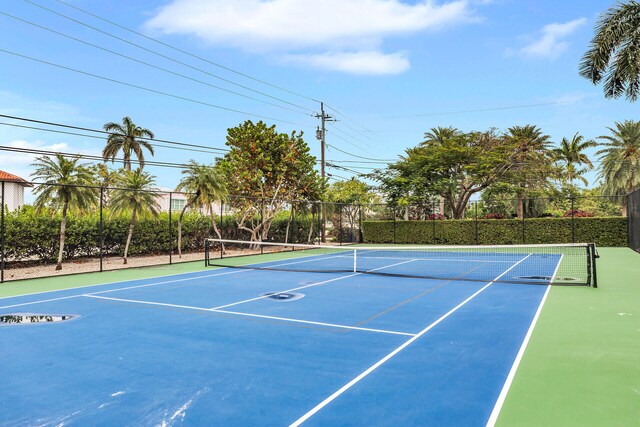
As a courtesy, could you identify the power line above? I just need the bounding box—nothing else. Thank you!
[0,122,221,156]
[0,145,197,170]
[324,103,375,136]
[326,143,394,162]
[0,114,229,153]
[21,0,316,114]
[0,11,308,115]
[51,0,321,104]
[0,48,305,126]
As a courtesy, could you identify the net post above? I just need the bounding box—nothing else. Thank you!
[99,186,104,273]
[353,248,357,272]
[590,243,598,288]
[1,181,4,283]
[204,238,209,267]
[169,192,173,265]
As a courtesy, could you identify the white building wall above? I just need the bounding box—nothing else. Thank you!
[0,182,26,211]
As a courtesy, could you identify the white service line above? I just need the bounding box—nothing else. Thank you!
[288,253,533,427]
[83,294,414,337]
[334,255,515,264]
[485,253,562,426]
[209,258,418,310]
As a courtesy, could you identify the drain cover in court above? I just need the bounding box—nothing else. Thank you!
[262,292,304,301]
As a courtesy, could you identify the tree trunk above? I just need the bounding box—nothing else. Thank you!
[55,202,69,270]
[123,210,136,264]
[439,196,445,216]
[284,210,292,244]
[517,192,525,220]
[209,205,225,253]
[177,203,190,259]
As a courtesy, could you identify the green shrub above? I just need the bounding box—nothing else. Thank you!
[363,217,628,247]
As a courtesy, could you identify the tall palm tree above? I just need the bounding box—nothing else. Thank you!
[506,125,553,219]
[103,116,155,171]
[109,169,160,264]
[31,154,97,270]
[580,1,640,101]
[553,132,597,186]
[175,161,228,258]
[422,126,461,146]
[597,121,640,210]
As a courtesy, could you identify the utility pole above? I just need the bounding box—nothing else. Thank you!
[315,102,335,243]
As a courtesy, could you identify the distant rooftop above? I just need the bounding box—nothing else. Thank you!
[0,170,33,187]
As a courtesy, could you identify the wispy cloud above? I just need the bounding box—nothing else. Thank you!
[146,0,483,75]
[509,18,587,60]
[282,51,410,76]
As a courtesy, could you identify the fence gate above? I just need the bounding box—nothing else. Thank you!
[629,189,640,253]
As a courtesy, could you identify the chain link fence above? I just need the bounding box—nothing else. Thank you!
[0,178,633,282]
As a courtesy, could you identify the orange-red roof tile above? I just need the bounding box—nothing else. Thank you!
[0,170,33,187]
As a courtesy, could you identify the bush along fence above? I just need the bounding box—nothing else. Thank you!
[361,195,630,247]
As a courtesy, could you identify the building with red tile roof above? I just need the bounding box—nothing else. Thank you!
[0,170,33,211]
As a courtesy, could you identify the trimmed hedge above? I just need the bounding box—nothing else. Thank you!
[362,217,628,247]
[3,209,316,264]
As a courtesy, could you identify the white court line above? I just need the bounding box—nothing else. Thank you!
[289,253,533,427]
[83,294,415,337]
[334,255,515,264]
[485,254,562,427]
[0,253,345,310]
[209,258,418,310]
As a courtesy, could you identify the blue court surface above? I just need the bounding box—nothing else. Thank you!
[0,251,560,426]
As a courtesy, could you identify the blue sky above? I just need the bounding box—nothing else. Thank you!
[0,0,637,195]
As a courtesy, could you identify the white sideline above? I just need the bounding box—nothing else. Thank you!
[288,253,533,427]
[485,254,562,426]
[82,294,415,337]
[209,258,417,310]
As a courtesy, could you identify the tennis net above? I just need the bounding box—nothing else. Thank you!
[204,239,598,287]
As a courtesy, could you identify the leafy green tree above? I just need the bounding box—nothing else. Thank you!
[597,120,640,213]
[504,125,555,219]
[175,160,227,257]
[326,178,380,238]
[580,1,640,101]
[218,120,323,241]
[31,154,97,270]
[375,128,517,219]
[553,132,597,186]
[109,169,160,264]
[103,116,155,171]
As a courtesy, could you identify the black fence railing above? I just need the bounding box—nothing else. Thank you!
[629,189,640,253]
[0,178,632,283]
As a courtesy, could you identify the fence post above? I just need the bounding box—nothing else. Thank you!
[220,201,224,259]
[432,200,436,242]
[393,206,397,244]
[338,204,343,245]
[571,197,575,243]
[358,204,363,243]
[99,186,104,273]
[1,181,4,283]
[521,199,526,244]
[169,192,173,265]
[260,197,264,254]
[474,201,478,245]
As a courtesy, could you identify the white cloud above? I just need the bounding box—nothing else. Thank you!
[282,51,410,75]
[145,0,481,74]
[515,18,587,60]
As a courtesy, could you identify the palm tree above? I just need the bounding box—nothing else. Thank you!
[506,125,553,219]
[597,121,640,213]
[580,1,640,101]
[103,116,155,171]
[175,161,227,258]
[31,154,97,270]
[422,126,461,146]
[109,169,160,264]
[553,133,597,186]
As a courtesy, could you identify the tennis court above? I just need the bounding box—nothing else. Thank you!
[1,242,595,425]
